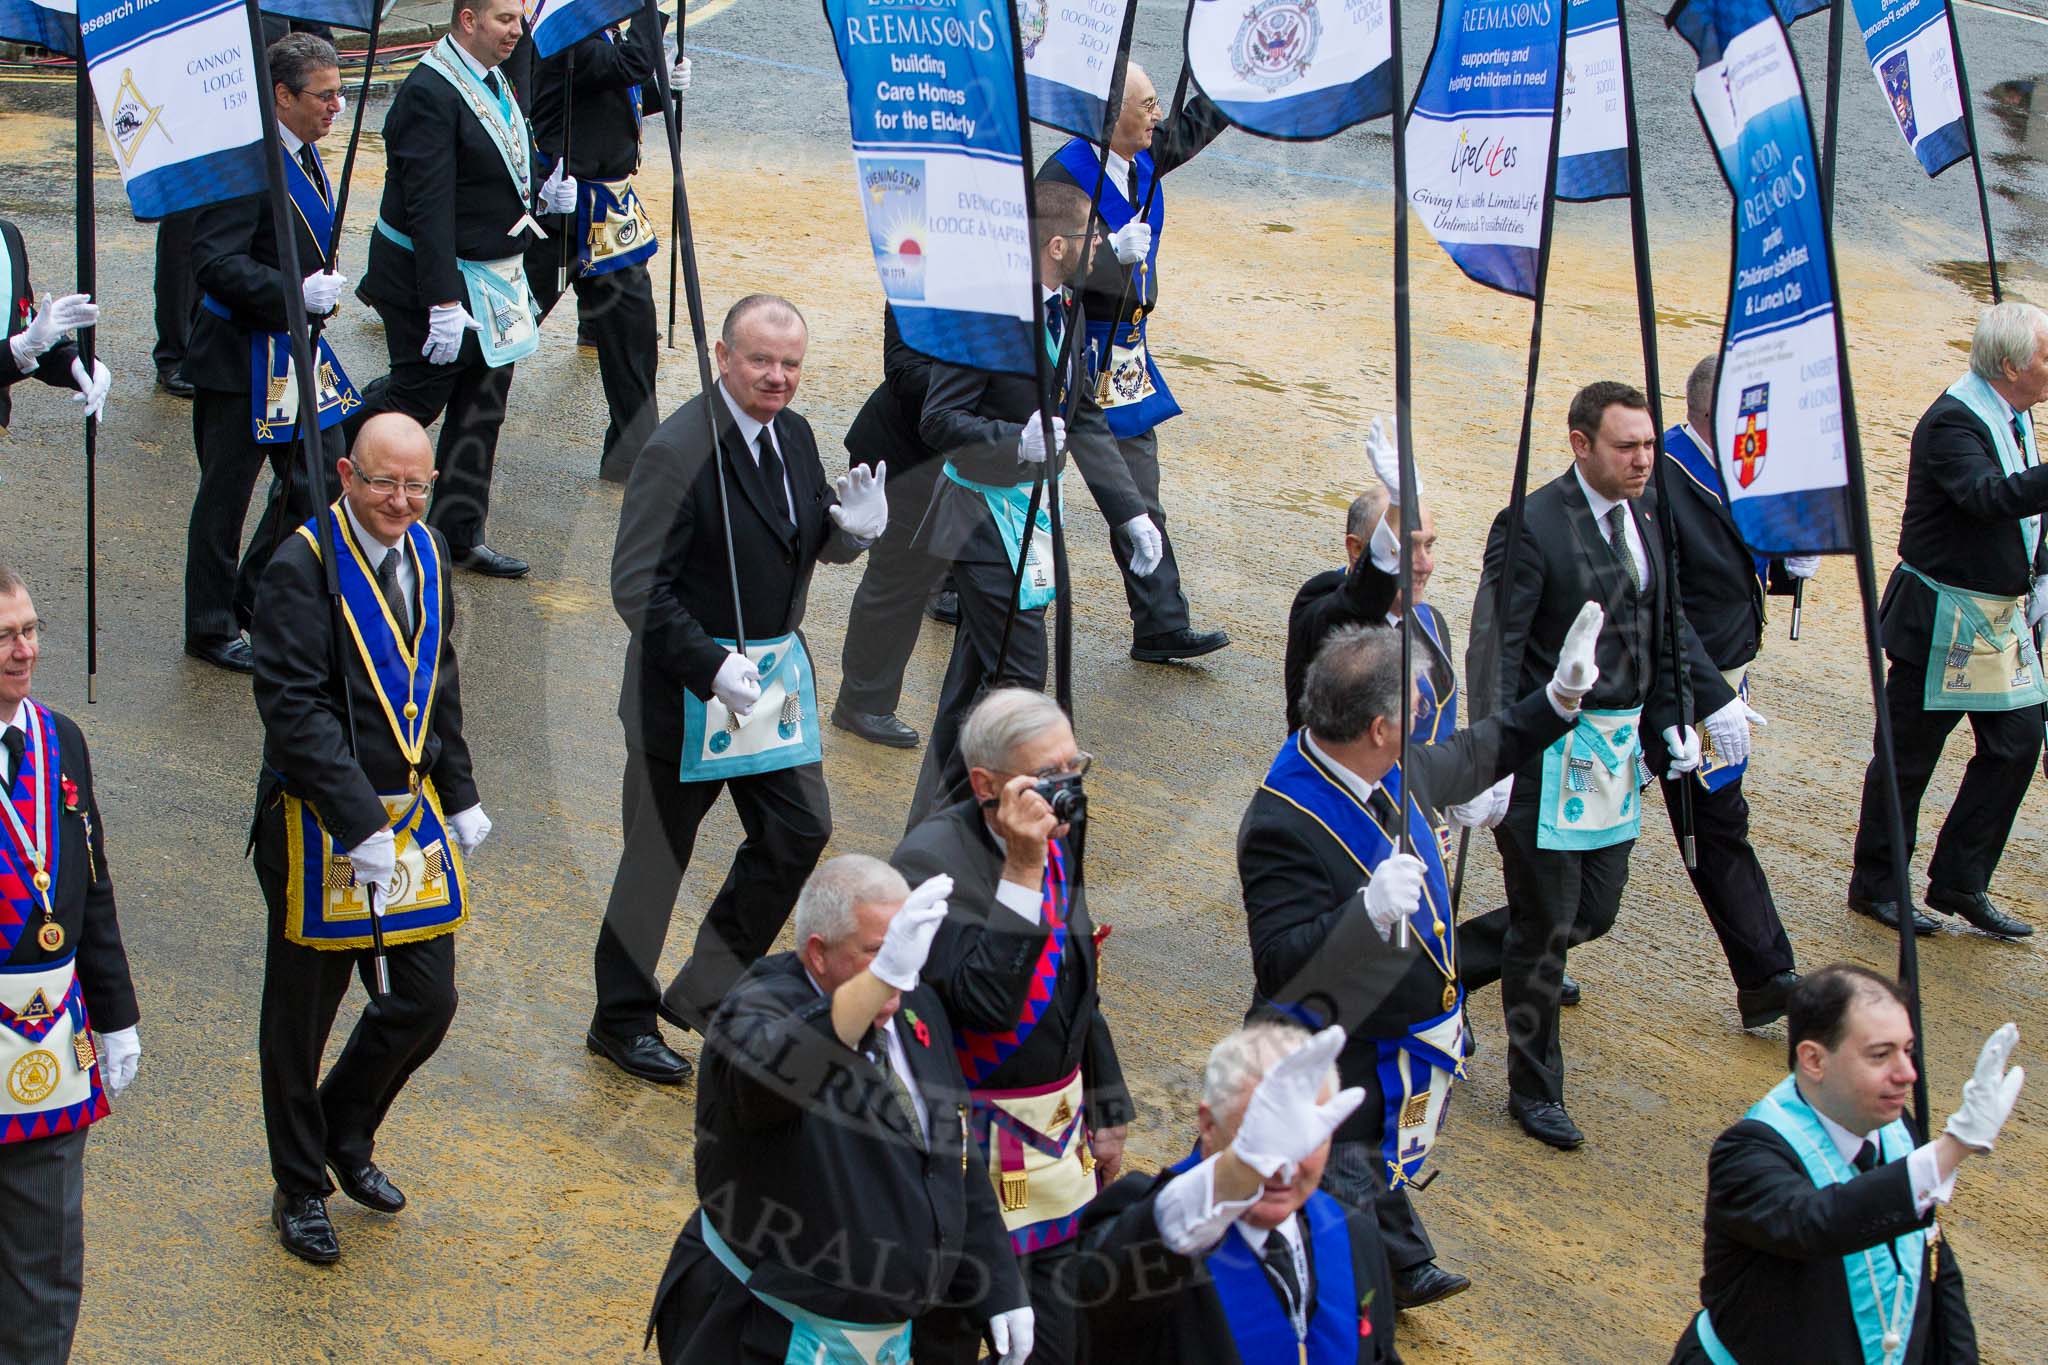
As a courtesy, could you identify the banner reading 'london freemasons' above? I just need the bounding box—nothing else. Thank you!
[1672,0,1855,554]
[1184,0,1393,138]
[1019,0,1134,139]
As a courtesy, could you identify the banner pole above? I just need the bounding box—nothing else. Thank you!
[665,2,683,347]
[1942,0,2001,302]
[1820,0,1845,220]
[75,58,98,702]
[1390,0,1417,931]
[557,45,576,294]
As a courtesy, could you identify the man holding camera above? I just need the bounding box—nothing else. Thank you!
[893,687,1130,1365]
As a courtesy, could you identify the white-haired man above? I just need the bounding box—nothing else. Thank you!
[1074,1023,1399,1362]
[894,687,1128,1365]
[649,854,1032,1365]
[1848,301,2048,940]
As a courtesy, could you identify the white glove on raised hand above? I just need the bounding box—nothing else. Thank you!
[712,652,762,718]
[1702,696,1766,767]
[301,269,348,315]
[1547,600,1605,709]
[423,302,481,365]
[96,1025,139,1097]
[448,805,492,856]
[830,459,889,541]
[1017,415,1064,465]
[671,53,692,91]
[1109,219,1151,265]
[21,292,97,358]
[1118,514,1163,578]
[868,874,953,991]
[988,1306,1035,1365]
[1230,1025,1367,1182]
[1785,555,1822,580]
[347,828,397,893]
[68,358,112,421]
[539,158,579,214]
[1363,415,1413,505]
[1662,724,1702,778]
[1449,776,1513,831]
[1362,851,1426,940]
[1945,1022,2024,1151]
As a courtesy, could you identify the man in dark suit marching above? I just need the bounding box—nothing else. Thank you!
[1848,302,2048,941]
[1462,380,1729,1150]
[1671,965,2012,1363]
[591,294,885,1085]
[181,32,355,675]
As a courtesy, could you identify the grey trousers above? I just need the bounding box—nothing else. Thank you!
[0,1127,88,1362]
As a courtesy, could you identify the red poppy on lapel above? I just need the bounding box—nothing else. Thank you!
[902,1008,931,1048]
[60,775,80,814]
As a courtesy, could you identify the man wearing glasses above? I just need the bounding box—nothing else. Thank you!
[251,412,494,1265]
[180,32,355,673]
[893,688,1131,1365]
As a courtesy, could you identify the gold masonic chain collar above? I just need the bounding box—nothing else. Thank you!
[0,706,64,951]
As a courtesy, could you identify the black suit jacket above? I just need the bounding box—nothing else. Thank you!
[1660,433,1796,672]
[251,518,480,852]
[1239,689,1568,1141]
[915,298,1144,565]
[1879,392,2048,664]
[613,389,865,759]
[529,19,662,179]
[4,708,139,1035]
[0,220,83,431]
[359,60,549,315]
[1467,467,1732,775]
[1076,1170,1401,1364]
[844,306,937,475]
[182,145,336,395]
[892,799,1132,1128]
[654,951,1028,1328]
[1669,1118,1976,1364]
[1282,557,1460,736]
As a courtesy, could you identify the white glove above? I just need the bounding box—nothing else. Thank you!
[423,302,481,365]
[671,54,692,90]
[97,1025,139,1097]
[988,1306,1035,1365]
[347,828,397,894]
[830,459,889,541]
[1662,724,1702,778]
[868,874,953,991]
[1785,555,1822,580]
[539,158,578,215]
[1702,696,1766,768]
[1363,414,1418,505]
[1449,776,1513,830]
[712,652,762,719]
[68,357,111,421]
[1229,1025,1367,1182]
[1118,514,1162,578]
[301,269,348,315]
[1361,851,1425,940]
[1944,1022,2024,1152]
[20,291,97,358]
[1017,415,1064,465]
[1548,600,1605,707]
[1109,219,1151,265]
[448,804,492,856]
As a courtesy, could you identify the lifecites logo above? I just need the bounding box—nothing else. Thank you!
[1231,0,1322,92]
[1447,125,1519,177]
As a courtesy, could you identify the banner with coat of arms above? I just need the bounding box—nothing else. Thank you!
[1019,0,1135,139]
[1849,0,1968,177]
[1184,0,1393,139]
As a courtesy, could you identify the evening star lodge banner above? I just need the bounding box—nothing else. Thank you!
[825,0,1037,374]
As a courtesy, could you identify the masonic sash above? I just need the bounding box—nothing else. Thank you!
[700,1213,913,1365]
[1947,371,2041,568]
[0,953,107,1144]
[281,510,469,948]
[678,633,823,782]
[1901,564,2048,713]
[1412,602,1458,746]
[953,839,1072,1086]
[1536,707,1647,851]
[417,38,533,211]
[575,176,657,276]
[0,700,62,959]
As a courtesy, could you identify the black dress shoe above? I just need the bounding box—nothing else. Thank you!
[924,590,960,626]
[272,1190,340,1264]
[453,544,530,579]
[1736,970,1801,1030]
[158,370,196,399]
[587,1028,691,1084]
[327,1160,406,1214]
[831,703,920,749]
[1558,972,1582,1007]
[1392,1260,1472,1310]
[1926,887,2035,939]
[1847,893,1939,936]
[1130,626,1231,664]
[185,637,255,674]
[1508,1094,1585,1150]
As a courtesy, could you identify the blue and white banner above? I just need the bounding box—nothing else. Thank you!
[1771,0,1827,22]
[825,0,1035,374]
[260,0,396,33]
[1851,0,1968,176]
[1405,0,1565,296]
[1185,0,1393,139]
[1021,0,1133,139]
[80,0,268,221]
[524,0,642,58]
[0,0,76,54]
[1672,0,1854,553]
[1555,0,1627,200]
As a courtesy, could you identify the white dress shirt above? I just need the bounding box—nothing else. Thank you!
[1575,465,1647,589]
[986,824,1048,926]
[448,34,503,87]
[716,379,794,520]
[341,499,417,609]
[1804,1086,1956,1215]
[1104,148,1133,202]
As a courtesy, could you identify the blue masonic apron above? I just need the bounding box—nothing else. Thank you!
[1664,425,1759,793]
[572,30,658,277]
[1053,138,1179,440]
[679,633,823,782]
[700,1213,912,1364]
[1694,1075,1924,1365]
[941,323,1065,611]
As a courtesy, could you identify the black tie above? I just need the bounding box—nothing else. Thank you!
[298,143,319,182]
[1260,1225,1305,1323]
[2,728,21,791]
[756,429,792,526]
[1126,162,1139,206]
[377,549,412,637]
[864,1028,926,1151]
[1044,295,1064,351]
[484,68,505,103]
[1606,504,1642,594]
[1853,1140,1879,1174]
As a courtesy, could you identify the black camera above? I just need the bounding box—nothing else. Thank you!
[1034,772,1087,824]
